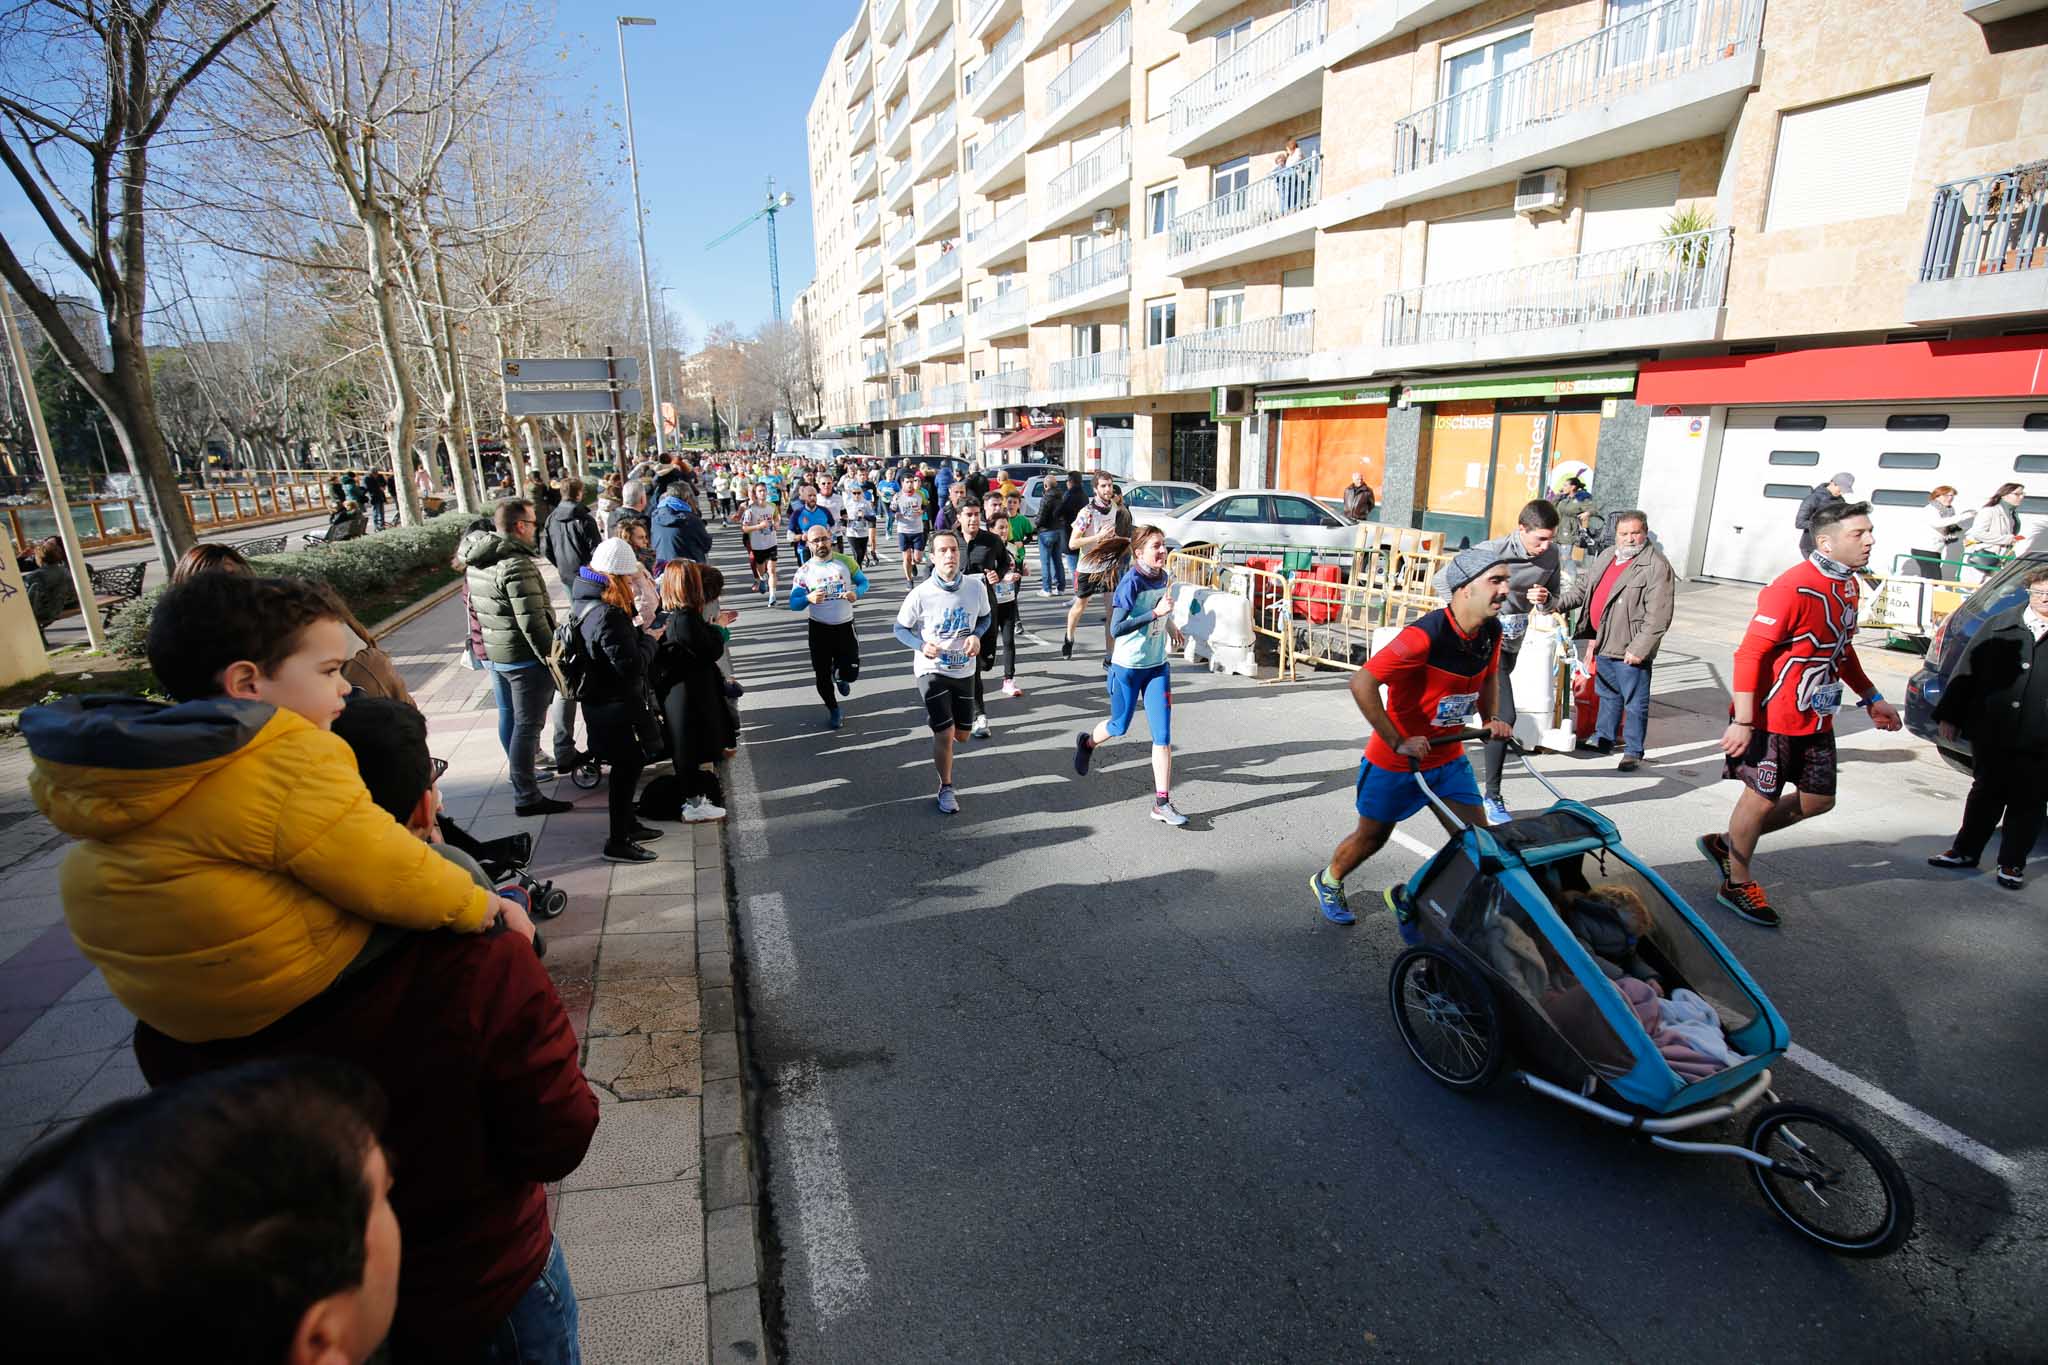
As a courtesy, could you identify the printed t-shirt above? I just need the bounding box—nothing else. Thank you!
[1364,608,1504,772]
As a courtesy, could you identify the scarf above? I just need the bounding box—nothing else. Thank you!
[1809,550,1854,580]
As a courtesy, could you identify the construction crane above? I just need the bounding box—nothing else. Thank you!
[707,178,797,323]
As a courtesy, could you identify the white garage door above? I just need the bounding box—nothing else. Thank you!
[1700,402,2048,583]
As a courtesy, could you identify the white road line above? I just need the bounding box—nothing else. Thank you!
[774,1060,871,1321]
[729,740,770,859]
[1389,829,1437,858]
[746,892,800,1004]
[1785,1043,2023,1184]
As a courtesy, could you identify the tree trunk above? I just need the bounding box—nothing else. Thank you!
[106,319,191,569]
[361,207,422,527]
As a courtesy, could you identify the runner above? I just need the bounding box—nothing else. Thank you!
[845,482,878,571]
[1062,470,1130,663]
[818,474,847,554]
[1309,548,1516,927]
[738,484,780,597]
[788,523,869,730]
[894,529,991,815]
[1700,501,1902,928]
[892,473,929,584]
[957,501,1021,734]
[1070,526,1188,827]
[1001,489,1034,594]
[788,483,833,564]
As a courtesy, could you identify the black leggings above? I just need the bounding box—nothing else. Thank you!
[582,698,646,843]
[1483,650,1520,800]
[982,601,1017,679]
[807,619,861,709]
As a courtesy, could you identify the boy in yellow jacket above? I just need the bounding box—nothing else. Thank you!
[23,573,528,1044]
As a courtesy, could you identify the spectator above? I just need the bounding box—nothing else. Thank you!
[652,479,712,566]
[20,573,513,1045]
[1033,476,1070,596]
[460,500,580,815]
[543,476,603,586]
[1928,564,2048,889]
[1794,472,1853,558]
[595,474,625,534]
[1966,482,2027,573]
[0,1058,400,1365]
[577,539,663,862]
[654,560,736,822]
[1573,510,1676,772]
[172,540,254,585]
[1917,485,1971,580]
[24,536,76,629]
[1342,471,1376,522]
[363,469,389,531]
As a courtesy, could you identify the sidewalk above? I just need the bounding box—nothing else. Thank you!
[0,581,765,1364]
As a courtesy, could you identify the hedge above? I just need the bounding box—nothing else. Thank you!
[109,511,478,659]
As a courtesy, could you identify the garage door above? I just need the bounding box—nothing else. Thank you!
[1700,402,2048,582]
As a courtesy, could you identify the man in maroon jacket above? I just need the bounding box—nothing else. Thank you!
[131,708,600,1365]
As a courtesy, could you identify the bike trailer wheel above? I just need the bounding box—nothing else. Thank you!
[1746,1101,1915,1257]
[538,886,569,921]
[571,761,603,790]
[1388,945,1505,1093]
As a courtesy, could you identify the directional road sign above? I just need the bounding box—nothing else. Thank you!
[504,387,645,417]
[502,357,640,384]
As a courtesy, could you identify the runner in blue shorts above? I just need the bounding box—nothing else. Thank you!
[1309,548,1517,926]
[1070,527,1188,826]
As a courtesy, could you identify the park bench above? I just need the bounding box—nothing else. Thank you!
[234,534,288,557]
[34,562,147,641]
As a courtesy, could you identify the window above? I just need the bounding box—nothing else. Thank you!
[1879,451,1940,469]
[1870,489,1930,507]
[1886,413,1949,431]
[2016,455,2048,473]
[1269,495,1334,526]
[1579,171,1681,257]
[1072,323,1103,356]
[1765,81,1929,232]
[1768,450,1820,465]
[1146,298,1177,346]
[1439,21,1533,153]
[1764,483,1811,499]
[1144,58,1181,122]
[1208,286,1245,329]
[1197,494,1265,523]
[1124,485,1164,509]
[1214,19,1251,58]
[1162,486,1203,509]
[1146,183,1178,236]
[1774,414,1827,431]
[1213,155,1251,201]
[2026,414,2048,432]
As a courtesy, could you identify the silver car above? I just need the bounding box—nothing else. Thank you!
[1130,488,1360,552]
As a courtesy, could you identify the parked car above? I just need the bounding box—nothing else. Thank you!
[1130,488,1360,553]
[1122,481,1209,514]
[985,461,1064,488]
[1904,541,2048,773]
[1019,471,1126,520]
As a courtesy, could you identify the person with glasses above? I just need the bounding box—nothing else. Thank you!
[1928,565,2048,889]
[460,501,580,816]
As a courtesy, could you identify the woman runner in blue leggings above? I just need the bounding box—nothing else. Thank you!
[1070,525,1188,826]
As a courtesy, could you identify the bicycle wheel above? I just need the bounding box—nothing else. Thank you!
[1746,1102,1915,1257]
[1388,946,1504,1093]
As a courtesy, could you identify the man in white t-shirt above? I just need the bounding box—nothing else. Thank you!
[789,524,869,730]
[893,529,991,816]
[1062,470,1130,664]
[892,478,930,586]
[738,484,781,598]
[818,475,847,553]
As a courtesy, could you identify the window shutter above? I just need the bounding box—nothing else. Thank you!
[1424,206,1516,288]
[1765,81,1928,233]
[1579,171,1681,256]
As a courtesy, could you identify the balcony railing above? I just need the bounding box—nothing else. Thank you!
[968,113,1025,175]
[925,249,963,289]
[885,159,914,202]
[1393,0,1764,175]
[929,379,970,411]
[1044,126,1130,216]
[887,218,918,257]
[1169,152,1321,257]
[965,20,1025,101]
[858,250,882,285]
[1047,347,1130,393]
[850,150,876,186]
[976,288,1029,332]
[891,277,918,310]
[869,397,889,421]
[896,386,923,416]
[967,198,1026,252]
[968,0,1004,34]
[893,333,919,365]
[854,200,878,234]
[911,0,944,37]
[880,43,907,92]
[1165,311,1315,385]
[980,366,1030,405]
[1918,161,2048,283]
[920,107,957,163]
[851,94,875,136]
[884,100,912,146]
[1046,9,1131,118]
[1047,238,1130,301]
[865,350,888,377]
[844,40,870,85]
[1169,0,1324,137]
[874,0,903,30]
[1381,229,1733,347]
[928,312,966,349]
[927,175,960,223]
[914,31,956,99]
[862,298,885,330]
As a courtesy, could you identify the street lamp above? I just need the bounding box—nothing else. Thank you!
[616,16,665,458]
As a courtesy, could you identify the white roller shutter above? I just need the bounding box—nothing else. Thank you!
[1424,206,1516,288]
[1579,171,1680,256]
[1765,81,1929,232]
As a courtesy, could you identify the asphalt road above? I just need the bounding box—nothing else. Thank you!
[718,532,2046,1364]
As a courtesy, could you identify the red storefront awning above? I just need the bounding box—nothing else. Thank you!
[984,424,1063,451]
[1636,335,2048,406]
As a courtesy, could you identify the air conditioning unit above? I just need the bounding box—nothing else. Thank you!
[1514,167,1567,216]
[1215,386,1251,417]
[1092,208,1117,234]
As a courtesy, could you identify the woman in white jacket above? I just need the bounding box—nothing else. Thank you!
[1918,485,1972,579]
[1966,482,2026,574]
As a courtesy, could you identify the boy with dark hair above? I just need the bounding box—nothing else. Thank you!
[22,573,524,1047]
[1,1058,399,1365]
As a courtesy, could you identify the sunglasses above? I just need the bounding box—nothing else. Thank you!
[429,756,449,783]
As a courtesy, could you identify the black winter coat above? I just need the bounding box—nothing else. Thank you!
[653,607,736,769]
[543,498,602,583]
[570,573,649,705]
[1933,606,2048,755]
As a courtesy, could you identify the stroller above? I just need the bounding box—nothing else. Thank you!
[1383,734,1914,1258]
[436,820,569,921]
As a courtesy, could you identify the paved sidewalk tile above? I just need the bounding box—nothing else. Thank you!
[560,1096,700,1192]
[584,1032,703,1101]
[578,1284,708,1365]
[597,932,697,981]
[555,1181,706,1296]
[604,894,699,935]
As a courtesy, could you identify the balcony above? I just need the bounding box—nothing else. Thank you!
[917,248,964,303]
[909,0,949,48]
[858,249,883,289]
[1381,229,1732,368]
[1039,347,1130,403]
[914,107,958,185]
[869,396,889,422]
[893,332,920,366]
[1168,152,1322,277]
[974,287,1030,339]
[887,216,919,265]
[979,365,1030,406]
[850,93,876,149]
[896,386,922,417]
[883,99,913,156]
[1905,161,2048,325]
[928,379,972,414]
[861,297,887,336]
[1167,0,1327,160]
[854,198,881,245]
[891,276,919,317]
[1335,0,1765,222]
[1033,239,1131,322]
[1035,9,1132,148]
[910,31,956,121]
[880,41,909,102]
[967,112,1028,195]
[968,0,1021,42]
[850,148,878,196]
[1034,125,1130,237]
[1164,311,1315,389]
[918,175,962,241]
[865,349,889,378]
[845,39,873,98]
[1321,0,1485,67]
[923,312,968,359]
[884,157,916,212]
[1030,0,1123,57]
[966,197,1029,268]
[874,0,903,42]
[1963,0,2048,21]
[965,20,1026,119]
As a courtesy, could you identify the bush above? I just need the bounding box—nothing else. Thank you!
[109,511,477,659]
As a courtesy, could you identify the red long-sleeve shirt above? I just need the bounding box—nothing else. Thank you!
[1731,559,1875,736]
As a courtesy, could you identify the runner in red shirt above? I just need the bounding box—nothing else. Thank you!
[1309,550,1515,927]
[1700,501,1902,927]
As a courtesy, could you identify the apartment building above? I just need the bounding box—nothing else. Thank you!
[802,0,2047,578]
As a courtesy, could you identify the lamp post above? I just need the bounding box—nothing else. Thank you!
[616,16,665,459]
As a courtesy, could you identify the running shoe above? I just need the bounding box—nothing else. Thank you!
[936,784,959,815]
[602,840,658,864]
[1061,635,1074,660]
[682,798,727,823]
[971,716,991,739]
[1996,865,2025,890]
[827,706,843,730]
[836,676,852,697]
[1716,879,1780,928]
[1150,799,1188,827]
[1696,832,1733,881]
[1038,588,1056,598]
[1482,797,1512,826]
[1383,886,1421,947]
[1072,732,1094,777]
[1309,871,1354,925]
[1001,679,1025,698]
[1926,849,1977,870]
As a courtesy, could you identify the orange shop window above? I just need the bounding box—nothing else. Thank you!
[1277,405,1387,500]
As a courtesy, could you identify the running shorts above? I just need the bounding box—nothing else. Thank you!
[1075,569,1115,599]
[1725,728,1837,799]
[750,545,778,566]
[922,672,976,733]
[1105,662,1171,745]
[1355,755,1482,824]
[900,531,928,553]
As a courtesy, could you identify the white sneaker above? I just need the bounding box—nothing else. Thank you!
[681,797,727,822]
[936,784,960,815]
[970,716,991,739]
[1000,679,1024,698]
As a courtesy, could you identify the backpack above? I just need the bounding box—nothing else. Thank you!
[544,602,602,700]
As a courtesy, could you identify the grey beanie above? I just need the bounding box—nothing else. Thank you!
[1830,472,1855,492]
[1440,545,1507,597]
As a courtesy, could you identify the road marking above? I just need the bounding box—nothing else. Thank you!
[1389,829,1437,858]
[1785,1043,2022,1184]
[774,1060,871,1321]
[746,892,799,1003]
[729,741,770,859]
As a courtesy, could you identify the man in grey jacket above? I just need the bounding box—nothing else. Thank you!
[460,499,578,816]
[1573,510,1676,771]
[1435,500,1583,822]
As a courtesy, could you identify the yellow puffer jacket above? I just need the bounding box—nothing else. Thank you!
[24,695,493,1043]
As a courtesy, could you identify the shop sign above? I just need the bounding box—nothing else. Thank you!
[1403,369,1638,403]
[1255,386,1394,411]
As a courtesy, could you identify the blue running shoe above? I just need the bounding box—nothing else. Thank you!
[1482,797,1512,826]
[1310,872,1354,925]
[836,676,852,697]
[827,706,844,730]
[1384,886,1421,946]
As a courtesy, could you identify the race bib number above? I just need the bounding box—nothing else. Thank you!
[937,650,969,670]
[1807,682,1842,716]
[1500,612,1529,641]
[811,579,843,601]
[1432,692,1479,727]
[994,580,1017,603]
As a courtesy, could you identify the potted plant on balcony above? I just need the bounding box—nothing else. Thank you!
[1990,162,2047,274]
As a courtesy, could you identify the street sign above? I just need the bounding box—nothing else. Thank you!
[502,357,640,384]
[505,388,645,417]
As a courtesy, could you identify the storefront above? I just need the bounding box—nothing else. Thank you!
[1170,411,1217,488]
[1258,385,1392,500]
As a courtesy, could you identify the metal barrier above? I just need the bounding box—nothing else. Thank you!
[1166,549,1297,679]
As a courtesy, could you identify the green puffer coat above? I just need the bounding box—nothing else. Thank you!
[460,529,557,665]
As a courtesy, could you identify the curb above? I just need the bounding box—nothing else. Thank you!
[368,576,467,637]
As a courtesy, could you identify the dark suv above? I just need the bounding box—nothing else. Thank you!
[1903,538,2048,772]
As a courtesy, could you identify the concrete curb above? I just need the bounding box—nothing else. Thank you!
[367,576,467,637]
